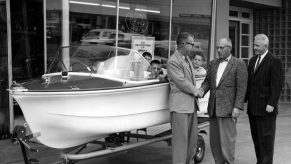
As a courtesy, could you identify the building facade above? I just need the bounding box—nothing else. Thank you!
[0,0,289,137]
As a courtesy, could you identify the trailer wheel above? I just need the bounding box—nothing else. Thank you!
[194,135,205,163]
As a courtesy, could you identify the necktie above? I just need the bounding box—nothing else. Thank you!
[185,56,191,67]
[185,56,194,72]
[254,55,261,71]
[185,56,195,84]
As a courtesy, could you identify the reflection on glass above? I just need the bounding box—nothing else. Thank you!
[119,0,170,64]
[0,0,10,137]
[242,23,249,34]
[46,0,62,66]
[47,0,212,69]
[172,0,212,63]
[241,47,249,58]
[69,0,117,45]
[80,29,122,44]
[11,0,44,81]
[242,35,249,46]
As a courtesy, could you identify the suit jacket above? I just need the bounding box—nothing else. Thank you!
[167,50,199,113]
[245,51,283,116]
[201,56,248,117]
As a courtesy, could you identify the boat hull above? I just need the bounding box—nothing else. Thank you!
[12,83,170,148]
[11,79,208,149]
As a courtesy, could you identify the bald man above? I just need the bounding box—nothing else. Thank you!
[245,34,283,164]
[200,38,248,164]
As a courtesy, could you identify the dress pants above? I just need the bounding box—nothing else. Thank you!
[209,115,237,164]
[170,112,198,164]
[248,114,276,164]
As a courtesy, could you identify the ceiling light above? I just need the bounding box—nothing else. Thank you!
[119,6,130,10]
[101,4,129,10]
[135,8,160,14]
[101,4,115,8]
[69,1,100,6]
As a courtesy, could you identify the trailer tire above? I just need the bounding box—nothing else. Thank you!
[194,135,205,163]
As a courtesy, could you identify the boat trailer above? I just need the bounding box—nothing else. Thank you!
[12,117,209,164]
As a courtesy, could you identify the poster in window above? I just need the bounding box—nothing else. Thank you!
[131,36,155,57]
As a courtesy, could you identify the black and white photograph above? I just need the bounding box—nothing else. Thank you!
[0,0,290,164]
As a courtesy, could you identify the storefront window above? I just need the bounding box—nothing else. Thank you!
[11,0,44,82]
[0,0,9,137]
[172,0,212,64]
[46,0,62,64]
[118,0,171,64]
[69,0,117,46]
[68,0,171,65]
[47,0,212,69]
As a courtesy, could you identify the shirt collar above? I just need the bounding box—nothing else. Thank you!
[226,55,231,61]
[195,67,201,71]
[259,50,268,60]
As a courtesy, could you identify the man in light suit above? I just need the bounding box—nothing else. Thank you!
[167,32,201,164]
[245,34,283,164]
[200,38,248,164]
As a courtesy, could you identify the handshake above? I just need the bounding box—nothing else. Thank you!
[196,88,204,98]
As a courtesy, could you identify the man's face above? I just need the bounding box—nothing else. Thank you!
[193,55,203,69]
[254,39,267,56]
[151,63,161,76]
[217,39,231,60]
[184,36,195,55]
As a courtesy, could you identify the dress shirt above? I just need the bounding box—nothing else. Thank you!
[194,67,206,76]
[216,55,231,86]
[254,50,268,71]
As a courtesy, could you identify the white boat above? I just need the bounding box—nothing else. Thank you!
[9,45,208,149]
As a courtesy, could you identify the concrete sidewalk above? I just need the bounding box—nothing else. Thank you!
[0,103,290,164]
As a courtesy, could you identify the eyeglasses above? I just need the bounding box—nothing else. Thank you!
[216,46,230,50]
[185,42,195,47]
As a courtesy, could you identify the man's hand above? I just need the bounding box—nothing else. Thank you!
[266,105,274,113]
[161,68,167,75]
[197,88,204,98]
[232,107,240,123]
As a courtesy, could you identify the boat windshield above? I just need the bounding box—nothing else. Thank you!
[47,44,153,81]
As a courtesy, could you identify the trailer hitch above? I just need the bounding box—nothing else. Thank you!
[12,125,40,164]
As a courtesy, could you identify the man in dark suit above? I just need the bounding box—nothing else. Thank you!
[200,38,248,164]
[167,32,201,164]
[245,34,283,164]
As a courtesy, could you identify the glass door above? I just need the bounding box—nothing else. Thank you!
[229,6,253,64]
[229,20,239,58]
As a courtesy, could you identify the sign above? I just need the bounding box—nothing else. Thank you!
[179,13,211,18]
[126,11,148,33]
[131,36,155,57]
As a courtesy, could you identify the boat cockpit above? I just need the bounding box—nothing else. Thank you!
[17,44,164,91]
